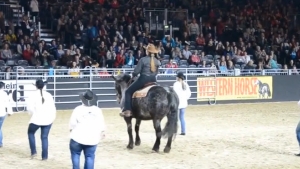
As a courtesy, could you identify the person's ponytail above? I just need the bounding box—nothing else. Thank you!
[181,80,186,91]
[40,89,45,104]
[150,53,156,72]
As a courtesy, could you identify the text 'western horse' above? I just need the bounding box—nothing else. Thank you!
[111,74,179,153]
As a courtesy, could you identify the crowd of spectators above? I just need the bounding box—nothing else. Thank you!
[0,0,300,77]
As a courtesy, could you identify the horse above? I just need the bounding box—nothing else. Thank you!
[111,74,179,153]
[254,80,271,98]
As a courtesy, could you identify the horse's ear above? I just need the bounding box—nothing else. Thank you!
[111,75,117,81]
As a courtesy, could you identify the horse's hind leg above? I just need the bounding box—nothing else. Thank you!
[152,119,162,153]
[164,136,173,153]
[135,119,141,146]
[124,117,134,149]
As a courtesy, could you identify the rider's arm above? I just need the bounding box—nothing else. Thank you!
[132,58,143,77]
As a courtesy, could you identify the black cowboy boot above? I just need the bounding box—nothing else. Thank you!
[120,110,132,117]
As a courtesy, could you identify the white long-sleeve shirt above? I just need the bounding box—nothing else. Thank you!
[69,105,106,145]
[0,90,13,117]
[173,81,191,109]
[26,90,56,125]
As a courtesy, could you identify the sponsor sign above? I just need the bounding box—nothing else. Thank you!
[2,80,47,108]
[197,76,273,101]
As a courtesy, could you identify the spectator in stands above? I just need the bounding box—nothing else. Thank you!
[189,19,200,41]
[48,60,56,76]
[30,0,39,17]
[0,12,4,34]
[1,44,13,61]
[219,62,227,73]
[68,62,80,77]
[165,58,178,74]
[20,16,31,37]
[162,36,175,47]
[227,61,234,70]
[17,39,27,55]
[182,46,192,60]
[23,44,34,63]
[114,50,125,68]
[57,45,65,59]
[244,60,256,70]
[125,51,135,67]
[189,50,201,66]
[5,30,17,44]
[4,67,12,80]
[288,60,294,69]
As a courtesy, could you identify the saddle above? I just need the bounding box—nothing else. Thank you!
[132,82,157,98]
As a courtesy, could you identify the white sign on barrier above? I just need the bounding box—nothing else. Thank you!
[2,80,47,108]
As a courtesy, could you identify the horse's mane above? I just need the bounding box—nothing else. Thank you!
[119,74,132,83]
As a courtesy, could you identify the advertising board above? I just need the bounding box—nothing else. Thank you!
[197,76,273,101]
[2,80,47,108]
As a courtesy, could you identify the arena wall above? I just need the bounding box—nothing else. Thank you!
[2,75,299,111]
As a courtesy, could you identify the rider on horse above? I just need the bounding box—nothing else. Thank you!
[120,44,161,117]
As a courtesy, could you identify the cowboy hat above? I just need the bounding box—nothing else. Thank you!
[80,90,98,107]
[33,79,48,89]
[146,44,158,54]
[176,72,186,80]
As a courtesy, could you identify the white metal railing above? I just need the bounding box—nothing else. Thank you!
[1,67,299,110]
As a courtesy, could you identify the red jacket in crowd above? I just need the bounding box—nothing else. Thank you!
[114,54,124,67]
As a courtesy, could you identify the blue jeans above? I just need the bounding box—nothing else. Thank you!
[296,121,300,147]
[28,123,52,159]
[69,139,97,169]
[179,108,186,134]
[0,116,6,146]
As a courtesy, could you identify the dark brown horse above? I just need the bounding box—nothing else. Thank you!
[111,74,179,153]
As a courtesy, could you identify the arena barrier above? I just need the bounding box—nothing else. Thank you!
[1,67,300,111]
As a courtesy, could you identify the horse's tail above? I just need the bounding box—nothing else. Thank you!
[162,87,179,140]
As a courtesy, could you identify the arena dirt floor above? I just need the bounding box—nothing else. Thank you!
[1,102,300,169]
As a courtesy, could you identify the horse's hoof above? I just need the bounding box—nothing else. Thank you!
[163,147,171,153]
[151,149,159,153]
[127,144,134,149]
[135,140,141,146]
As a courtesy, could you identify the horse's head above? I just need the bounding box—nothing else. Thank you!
[111,74,132,104]
[254,79,260,85]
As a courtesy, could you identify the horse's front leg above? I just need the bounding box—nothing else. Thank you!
[135,119,141,146]
[124,117,134,149]
[152,119,162,153]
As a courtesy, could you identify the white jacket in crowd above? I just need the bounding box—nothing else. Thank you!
[27,90,56,125]
[173,81,191,109]
[69,105,106,145]
[30,0,39,12]
[0,90,13,117]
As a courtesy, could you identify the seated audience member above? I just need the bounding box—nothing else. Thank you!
[227,61,234,70]
[189,51,201,66]
[1,43,13,61]
[114,51,125,68]
[283,64,288,70]
[182,46,192,60]
[5,67,12,80]
[165,59,178,74]
[196,33,205,47]
[74,54,83,68]
[125,52,135,67]
[48,60,57,76]
[292,65,299,75]
[57,44,65,59]
[269,55,279,69]
[162,36,175,47]
[17,39,27,55]
[288,60,294,69]
[244,60,256,70]
[4,29,17,44]
[219,62,227,73]
[257,59,264,70]
[68,61,80,77]
[23,44,34,63]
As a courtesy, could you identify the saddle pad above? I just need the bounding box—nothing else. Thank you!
[132,85,156,98]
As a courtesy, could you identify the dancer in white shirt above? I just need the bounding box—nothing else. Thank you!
[0,81,13,147]
[69,90,106,169]
[173,72,191,135]
[27,79,56,160]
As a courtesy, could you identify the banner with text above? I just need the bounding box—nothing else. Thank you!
[3,80,47,108]
[197,76,273,101]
